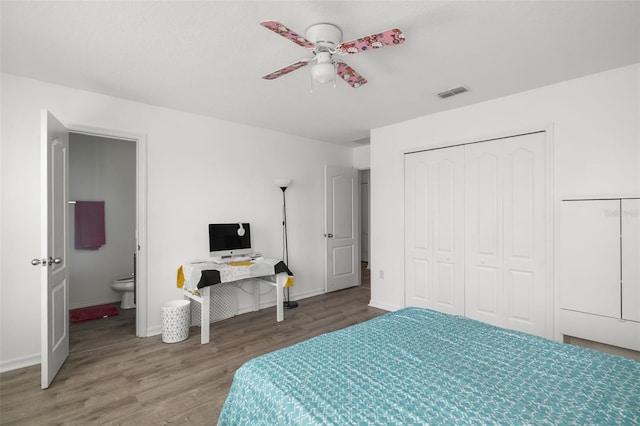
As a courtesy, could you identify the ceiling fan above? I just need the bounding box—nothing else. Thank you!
[260,21,405,88]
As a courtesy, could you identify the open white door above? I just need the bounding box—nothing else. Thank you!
[37,110,70,389]
[324,165,360,292]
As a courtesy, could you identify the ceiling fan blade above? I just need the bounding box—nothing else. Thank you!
[262,59,311,80]
[336,28,405,54]
[260,21,315,49]
[336,62,367,88]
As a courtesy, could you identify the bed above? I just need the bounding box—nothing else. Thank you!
[218,307,640,425]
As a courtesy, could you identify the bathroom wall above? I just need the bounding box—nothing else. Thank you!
[69,133,136,309]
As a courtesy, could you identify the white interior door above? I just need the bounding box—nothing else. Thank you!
[360,175,369,263]
[39,110,70,389]
[465,132,547,337]
[325,165,360,292]
[404,146,465,315]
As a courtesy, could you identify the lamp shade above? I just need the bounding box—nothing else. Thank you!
[274,178,292,188]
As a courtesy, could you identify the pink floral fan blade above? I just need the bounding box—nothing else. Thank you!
[260,21,315,49]
[262,59,311,80]
[336,28,405,54]
[336,62,368,88]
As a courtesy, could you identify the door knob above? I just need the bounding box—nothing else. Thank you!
[31,257,63,266]
[325,233,334,238]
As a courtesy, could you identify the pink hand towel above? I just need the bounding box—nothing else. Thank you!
[75,201,106,250]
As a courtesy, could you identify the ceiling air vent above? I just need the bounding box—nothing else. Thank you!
[437,86,469,99]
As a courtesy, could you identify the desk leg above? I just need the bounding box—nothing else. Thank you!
[201,287,210,344]
[276,273,284,322]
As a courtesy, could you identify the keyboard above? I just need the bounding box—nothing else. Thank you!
[212,255,252,264]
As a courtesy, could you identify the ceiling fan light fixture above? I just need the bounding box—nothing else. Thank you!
[260,21,405,89]
[311,62,335,84]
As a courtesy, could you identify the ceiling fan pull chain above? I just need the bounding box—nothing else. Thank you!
[333,63,337,88]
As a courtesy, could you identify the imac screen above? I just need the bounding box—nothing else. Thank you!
[209,223,251,257]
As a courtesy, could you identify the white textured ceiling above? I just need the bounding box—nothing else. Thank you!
[2,1,639,146]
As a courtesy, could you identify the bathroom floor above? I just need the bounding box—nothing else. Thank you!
[70,306,137,353]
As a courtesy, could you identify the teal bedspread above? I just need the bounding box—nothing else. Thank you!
[218,308,640,425]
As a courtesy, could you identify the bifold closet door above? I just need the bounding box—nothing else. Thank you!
[465,132,547,337]
[404,146,465,315]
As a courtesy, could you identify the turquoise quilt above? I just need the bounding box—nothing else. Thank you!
[218,308,640,425]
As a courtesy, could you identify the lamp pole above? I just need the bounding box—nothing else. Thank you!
[275,179,298,309]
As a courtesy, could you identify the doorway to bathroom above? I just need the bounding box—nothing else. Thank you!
[67,132,138,351]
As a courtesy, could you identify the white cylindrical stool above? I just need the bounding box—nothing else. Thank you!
[161,300,190,343]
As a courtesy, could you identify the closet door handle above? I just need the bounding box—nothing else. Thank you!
[324,233,334,238]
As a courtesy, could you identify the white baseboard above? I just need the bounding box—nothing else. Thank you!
[237,287,326,314]
[0,352,40,373]
[368,299,400,312]
[146,325,162,337]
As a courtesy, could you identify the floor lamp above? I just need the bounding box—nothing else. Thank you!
[274,178,298,309]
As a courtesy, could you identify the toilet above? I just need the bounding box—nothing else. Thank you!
[111,276,136,309]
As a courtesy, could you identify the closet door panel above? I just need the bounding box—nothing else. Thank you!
[405,147,464,315]
[475,266,500,318]
[503,137,546,335]
[622,199,640,322]
[507,269,534,324]
[476,153,500,259]
[465,148,502,325]
[410,259,430,300]
[509,149,534,259]
[466,132,547,336]
[559,200,621,319]
[433,156,464,313]
[436,263,456,307]
[405,156,432,308]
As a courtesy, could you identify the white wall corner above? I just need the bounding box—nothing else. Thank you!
[353,145,371,170]
[368,299,401,312]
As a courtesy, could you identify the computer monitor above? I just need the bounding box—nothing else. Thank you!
[208,223,251,258]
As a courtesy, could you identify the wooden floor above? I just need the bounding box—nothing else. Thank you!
[1,270,381,425]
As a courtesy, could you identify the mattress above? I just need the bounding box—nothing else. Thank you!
[218,307,640,425]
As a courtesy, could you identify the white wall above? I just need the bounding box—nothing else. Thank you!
[69,134,136,309]
[353,145,371,170]
[0,73,354,371]
[369,64,640,312]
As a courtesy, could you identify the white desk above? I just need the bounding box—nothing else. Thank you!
[180,259,290,344]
